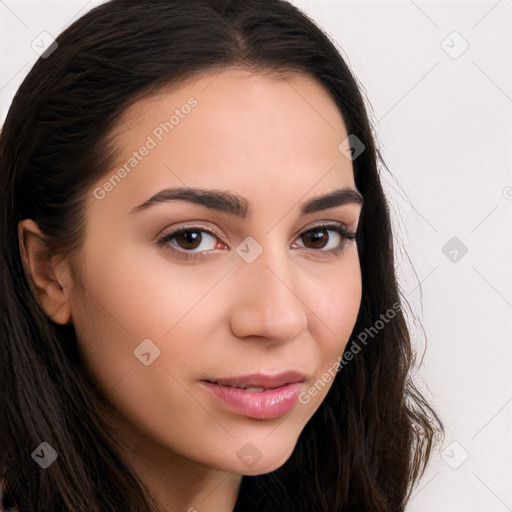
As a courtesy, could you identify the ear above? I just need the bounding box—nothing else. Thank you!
[18,219,73,325]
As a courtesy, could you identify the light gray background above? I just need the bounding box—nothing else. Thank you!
[1,1,511,510]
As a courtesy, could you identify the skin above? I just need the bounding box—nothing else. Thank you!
[19,68,363,512]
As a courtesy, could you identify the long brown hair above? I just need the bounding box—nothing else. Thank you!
[0,1,442,510]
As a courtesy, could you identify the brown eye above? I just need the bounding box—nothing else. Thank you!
[293,224,356,254]
[302,228,331,249]
[157,228,220,253]
[174,230,203,250]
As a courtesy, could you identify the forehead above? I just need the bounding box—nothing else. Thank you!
[120,66,345,130]
[92,67,356,215]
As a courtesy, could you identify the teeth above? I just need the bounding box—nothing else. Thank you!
[217,383,266,392]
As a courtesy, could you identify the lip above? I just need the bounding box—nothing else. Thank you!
[201,371,307,419]
[209,370,307,390]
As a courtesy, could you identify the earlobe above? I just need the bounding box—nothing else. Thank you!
[18,219,73,325]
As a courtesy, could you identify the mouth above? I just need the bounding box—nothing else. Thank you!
[204,370,307,391]
[200,371,307,419]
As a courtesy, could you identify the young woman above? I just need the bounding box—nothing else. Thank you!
[0,1,442,510]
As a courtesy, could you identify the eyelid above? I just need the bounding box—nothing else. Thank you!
[306,219,352,232]
[156,221,225,242]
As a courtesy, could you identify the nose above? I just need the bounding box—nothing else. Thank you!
[229,242,308,343]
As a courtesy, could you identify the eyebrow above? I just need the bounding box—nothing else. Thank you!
[129,186,363,218]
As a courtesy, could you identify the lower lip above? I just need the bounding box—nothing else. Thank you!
[201,381,303,419]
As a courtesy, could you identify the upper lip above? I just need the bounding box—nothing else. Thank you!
[205,370,307,390]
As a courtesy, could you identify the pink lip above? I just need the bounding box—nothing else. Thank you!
[201,371,307,419]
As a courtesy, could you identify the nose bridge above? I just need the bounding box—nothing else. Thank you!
[229,233,308,341]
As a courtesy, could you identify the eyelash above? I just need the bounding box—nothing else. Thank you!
[155,222,357,261]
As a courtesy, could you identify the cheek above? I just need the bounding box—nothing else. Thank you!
[309,250,362,346]
[67,250,213,451]
[299,251,362,402]
[67,248,158,391]
[68,243,225,396]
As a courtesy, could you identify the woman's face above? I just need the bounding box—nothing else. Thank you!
[67,67,363,475]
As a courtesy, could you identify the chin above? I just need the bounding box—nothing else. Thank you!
[231,438,298,477]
